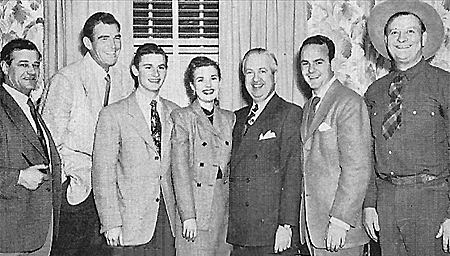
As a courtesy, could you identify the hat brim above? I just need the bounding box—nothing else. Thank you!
[368,0,444,60]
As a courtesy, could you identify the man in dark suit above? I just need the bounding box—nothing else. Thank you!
[227,48,303,256]
[0,39,61,255]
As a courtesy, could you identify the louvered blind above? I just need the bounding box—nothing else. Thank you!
[133,0,219,55]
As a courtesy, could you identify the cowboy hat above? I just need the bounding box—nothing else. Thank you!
[367,0,444,60]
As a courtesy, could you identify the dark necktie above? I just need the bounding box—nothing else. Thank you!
[103,73,111,107]
[150,100,162,156]
[27,99,49,162]
[243,104,258,136]
[307,96,320,129]
[382,74,406,139]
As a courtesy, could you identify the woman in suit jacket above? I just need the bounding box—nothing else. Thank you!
[171,56,235,256]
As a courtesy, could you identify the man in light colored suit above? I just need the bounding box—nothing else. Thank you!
[227,48,303,256]
[299,35,371,256]
[0,39,61,255]
[92,43,179,255]
[41,12,134,255]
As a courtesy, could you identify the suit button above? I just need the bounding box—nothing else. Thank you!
[155,156,160,160]
[46,188,51,192]
[254,155,258,159]
[197,182,202,187]
[159,176,162,180]
[202,141,207,146]
[156,198,160,202]
[199,162,204,167]
[246,178,250,183]
[245,202,250,207]
[225,141,229,146]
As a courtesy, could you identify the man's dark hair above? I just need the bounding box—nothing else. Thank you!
[131,43,168,87]
[384,12,426,37]
[299,35,335,62]
[1,38,41,65]
[132,43,168,68]
[184,56,221,103]
[82,12,121,41]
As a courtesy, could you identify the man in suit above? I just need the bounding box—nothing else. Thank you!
[227,48,303,256]
[92,43,179,255]
[299,35,371,256]
[0,39,61,255]
[363,1,450,254]
[41,12,134,255]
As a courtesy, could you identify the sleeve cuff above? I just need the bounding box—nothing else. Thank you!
[329,217,351,231]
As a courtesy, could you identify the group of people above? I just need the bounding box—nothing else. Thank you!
[1,1,450,256]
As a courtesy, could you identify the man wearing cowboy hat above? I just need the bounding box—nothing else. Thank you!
[363,0,450,255]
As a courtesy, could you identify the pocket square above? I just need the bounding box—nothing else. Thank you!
[318,122,332,132]
[259,130,276,140]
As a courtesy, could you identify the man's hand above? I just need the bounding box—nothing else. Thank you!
[105,227,123,246]
[183,218,197,242]
[325,222,347,252]
[363,207,380,242]
[274,225,292,253]
[436,218,450,252]
[17,164,48,190]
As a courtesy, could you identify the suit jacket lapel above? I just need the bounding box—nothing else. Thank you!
[160,97,174,172]
[126,92,156,153]
[0,86,47,159]
[191,100,219,135]
[303,81,340,142]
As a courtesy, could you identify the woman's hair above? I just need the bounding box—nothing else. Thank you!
[184,56,221,103]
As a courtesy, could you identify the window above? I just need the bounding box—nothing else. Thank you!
[133,0,219,106]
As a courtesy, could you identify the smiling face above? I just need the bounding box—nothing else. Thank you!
[300,43,334,95]
[132,53,167,93]
[385,14,427,70]
[192,65,220,104]
[1,49,40,96]
[83,22,121,71]
[243,53,276,103]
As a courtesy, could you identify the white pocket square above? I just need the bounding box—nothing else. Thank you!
[259,130,276,140]
[318,122,332,132]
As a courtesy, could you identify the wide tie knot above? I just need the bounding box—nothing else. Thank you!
[388,73,406,100]
[150,99,157,108]
[307,96,320,129]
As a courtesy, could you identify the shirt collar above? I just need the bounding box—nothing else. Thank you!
[136,87,161,110]
[393,58,425,82]
[252,90,275,112]
[2,83,29,106]
[312,75,336,99]
[86,53,108,78]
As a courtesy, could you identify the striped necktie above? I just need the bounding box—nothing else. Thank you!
[382,74,406,139]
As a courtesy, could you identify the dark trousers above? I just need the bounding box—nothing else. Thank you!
[50,181,104,256]
[104,196,175,256]
[377,180,448,256]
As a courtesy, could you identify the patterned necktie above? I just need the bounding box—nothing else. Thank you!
[150,100,162,155]
[307,96,320,129]
[243,104,258,136]
[27,99,49,162]
[382,74,406,139]
[103,73,111,107]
